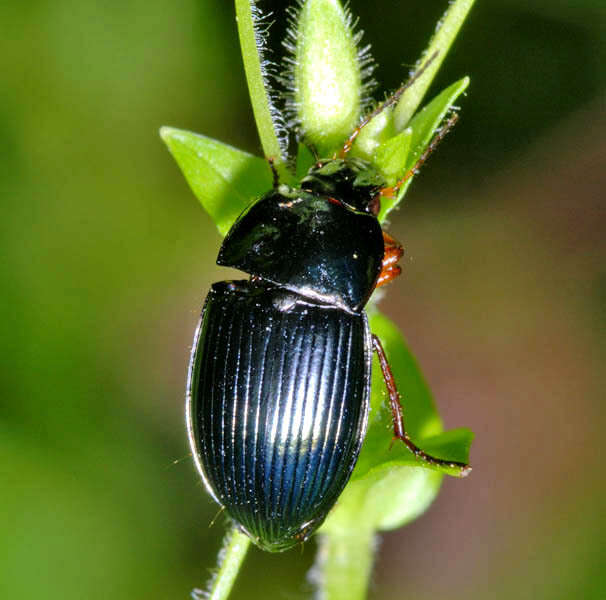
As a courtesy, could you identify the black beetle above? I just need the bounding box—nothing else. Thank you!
[186,78,470,553]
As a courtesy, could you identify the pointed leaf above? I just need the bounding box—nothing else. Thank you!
[160,127,272,236]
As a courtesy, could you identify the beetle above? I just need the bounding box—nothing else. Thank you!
[186,71,470,553]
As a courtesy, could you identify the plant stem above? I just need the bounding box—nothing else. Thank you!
[394,0,476,130]
[235,0,291,181]
[312,529,376,600]
[202,527,251,600]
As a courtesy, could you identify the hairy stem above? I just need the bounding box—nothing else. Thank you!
[312,529,376,600]
[199,527,251,600]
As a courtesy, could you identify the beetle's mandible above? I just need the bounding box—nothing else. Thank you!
[186,74,470,553]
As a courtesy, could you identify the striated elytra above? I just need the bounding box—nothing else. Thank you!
[188,280,371,551]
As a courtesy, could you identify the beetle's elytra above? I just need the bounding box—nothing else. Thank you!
[187,84,470,552]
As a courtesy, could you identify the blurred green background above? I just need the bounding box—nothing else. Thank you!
[1,0,604,598]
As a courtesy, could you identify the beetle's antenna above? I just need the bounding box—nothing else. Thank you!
[267,157,280,189]
[164,453,193,469]
[378,112,459,200]
[339,51,439,158]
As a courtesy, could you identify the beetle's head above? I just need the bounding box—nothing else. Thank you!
[301,158,385,216]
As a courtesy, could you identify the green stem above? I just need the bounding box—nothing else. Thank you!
[394,0,476,130]
[234,0,291,181]
[203,527,251,600]
[312,529,376,600]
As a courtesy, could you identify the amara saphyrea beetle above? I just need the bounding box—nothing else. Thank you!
[186,68,471,553]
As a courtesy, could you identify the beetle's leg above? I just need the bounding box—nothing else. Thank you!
[376,231,404,288]
[376,264,402,288]
[338,52,438,158]
[371,334,472,477]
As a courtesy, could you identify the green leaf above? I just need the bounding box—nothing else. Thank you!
[290,0,366,156]
[373,127,412,184]
[379,77,469,221]
[160,127,272,236]
[394,0,476,131]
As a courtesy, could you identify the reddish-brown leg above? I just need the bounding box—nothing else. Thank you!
[376,232,405,288]
[382,240,403,266]
[376,264,402,288]
[372,334,472,477]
